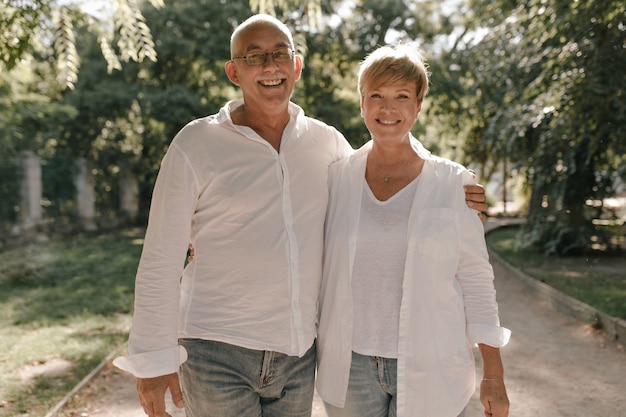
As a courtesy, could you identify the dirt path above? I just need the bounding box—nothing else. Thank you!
[466,258,626,417]
[59,224,626,417]
[59,363,327,417]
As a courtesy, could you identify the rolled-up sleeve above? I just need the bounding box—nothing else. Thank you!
[113,346,188,378]
[113,141,198,377]
[457,172,511,347]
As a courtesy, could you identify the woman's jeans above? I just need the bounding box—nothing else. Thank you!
[324,351,466,417]
[179,339,316,417]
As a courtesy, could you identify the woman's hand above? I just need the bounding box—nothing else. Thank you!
[480,377,509,417]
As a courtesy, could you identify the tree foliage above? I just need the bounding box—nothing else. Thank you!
[430,0,626,254]
[1,0,624,255]
[0,0,50,72]
[1,0,163,90]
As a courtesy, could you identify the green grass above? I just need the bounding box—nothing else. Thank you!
[486,225,626,321]
[0,229,144,417]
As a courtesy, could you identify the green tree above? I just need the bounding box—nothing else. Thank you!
[430,0,625,254]
[0,48,78,227]
[519,0,625,254]
[1,0,164,90]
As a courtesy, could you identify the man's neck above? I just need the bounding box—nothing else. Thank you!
[230,101,290,152]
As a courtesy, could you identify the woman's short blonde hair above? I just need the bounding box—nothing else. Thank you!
[358,45,430,101]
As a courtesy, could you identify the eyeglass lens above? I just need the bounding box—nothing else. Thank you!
[240,48,293,65]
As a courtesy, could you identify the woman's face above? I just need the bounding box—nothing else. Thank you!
[360,81,422,143]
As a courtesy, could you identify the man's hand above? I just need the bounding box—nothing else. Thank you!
[136,373,185,417]
[464,184,488,219]
[187,244,195,263]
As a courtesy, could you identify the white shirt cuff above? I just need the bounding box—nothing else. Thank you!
[468,323,511,347]
[112,345,188,378]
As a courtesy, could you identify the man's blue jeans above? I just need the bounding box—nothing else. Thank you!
[179,339,316,417]
[324,351,466,417]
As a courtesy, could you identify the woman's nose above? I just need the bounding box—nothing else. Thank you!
[381,98,394,111]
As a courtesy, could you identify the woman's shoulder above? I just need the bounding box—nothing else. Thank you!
[428,154,469,175]
[425,155,476,188]
[330,142,369,169]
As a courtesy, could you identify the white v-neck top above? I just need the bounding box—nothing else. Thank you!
[352,177,419,358]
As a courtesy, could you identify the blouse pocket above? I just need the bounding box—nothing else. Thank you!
[412,208,459,261]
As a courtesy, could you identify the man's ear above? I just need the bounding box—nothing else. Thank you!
[294,55,303,81]
[225,61,240,86]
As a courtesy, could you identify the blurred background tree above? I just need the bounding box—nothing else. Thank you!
[1,0,624,255]
[428,0,625,254]
[1,0,167,90]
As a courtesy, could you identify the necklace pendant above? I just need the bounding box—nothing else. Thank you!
[384,176,390,183]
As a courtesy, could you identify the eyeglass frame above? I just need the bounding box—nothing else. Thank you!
[231,47,295,66]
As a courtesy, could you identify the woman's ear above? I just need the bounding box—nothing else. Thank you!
[415,100,423,119]
[360,94,365,118]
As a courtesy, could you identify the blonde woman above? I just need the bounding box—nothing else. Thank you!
[316,45,511,417]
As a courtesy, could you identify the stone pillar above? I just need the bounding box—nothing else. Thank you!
[119,158,139,222]
[74,157,97,231]
[17,151,42,231]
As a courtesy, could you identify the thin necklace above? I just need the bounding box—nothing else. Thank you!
[370,156,413,184]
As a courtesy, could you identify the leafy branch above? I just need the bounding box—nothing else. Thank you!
[54,7,80,90]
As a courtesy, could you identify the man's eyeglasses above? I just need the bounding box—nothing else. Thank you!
[231,48,295,66]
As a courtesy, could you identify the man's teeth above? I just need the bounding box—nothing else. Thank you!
[261,80,282,86]
[379,120,397,125]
